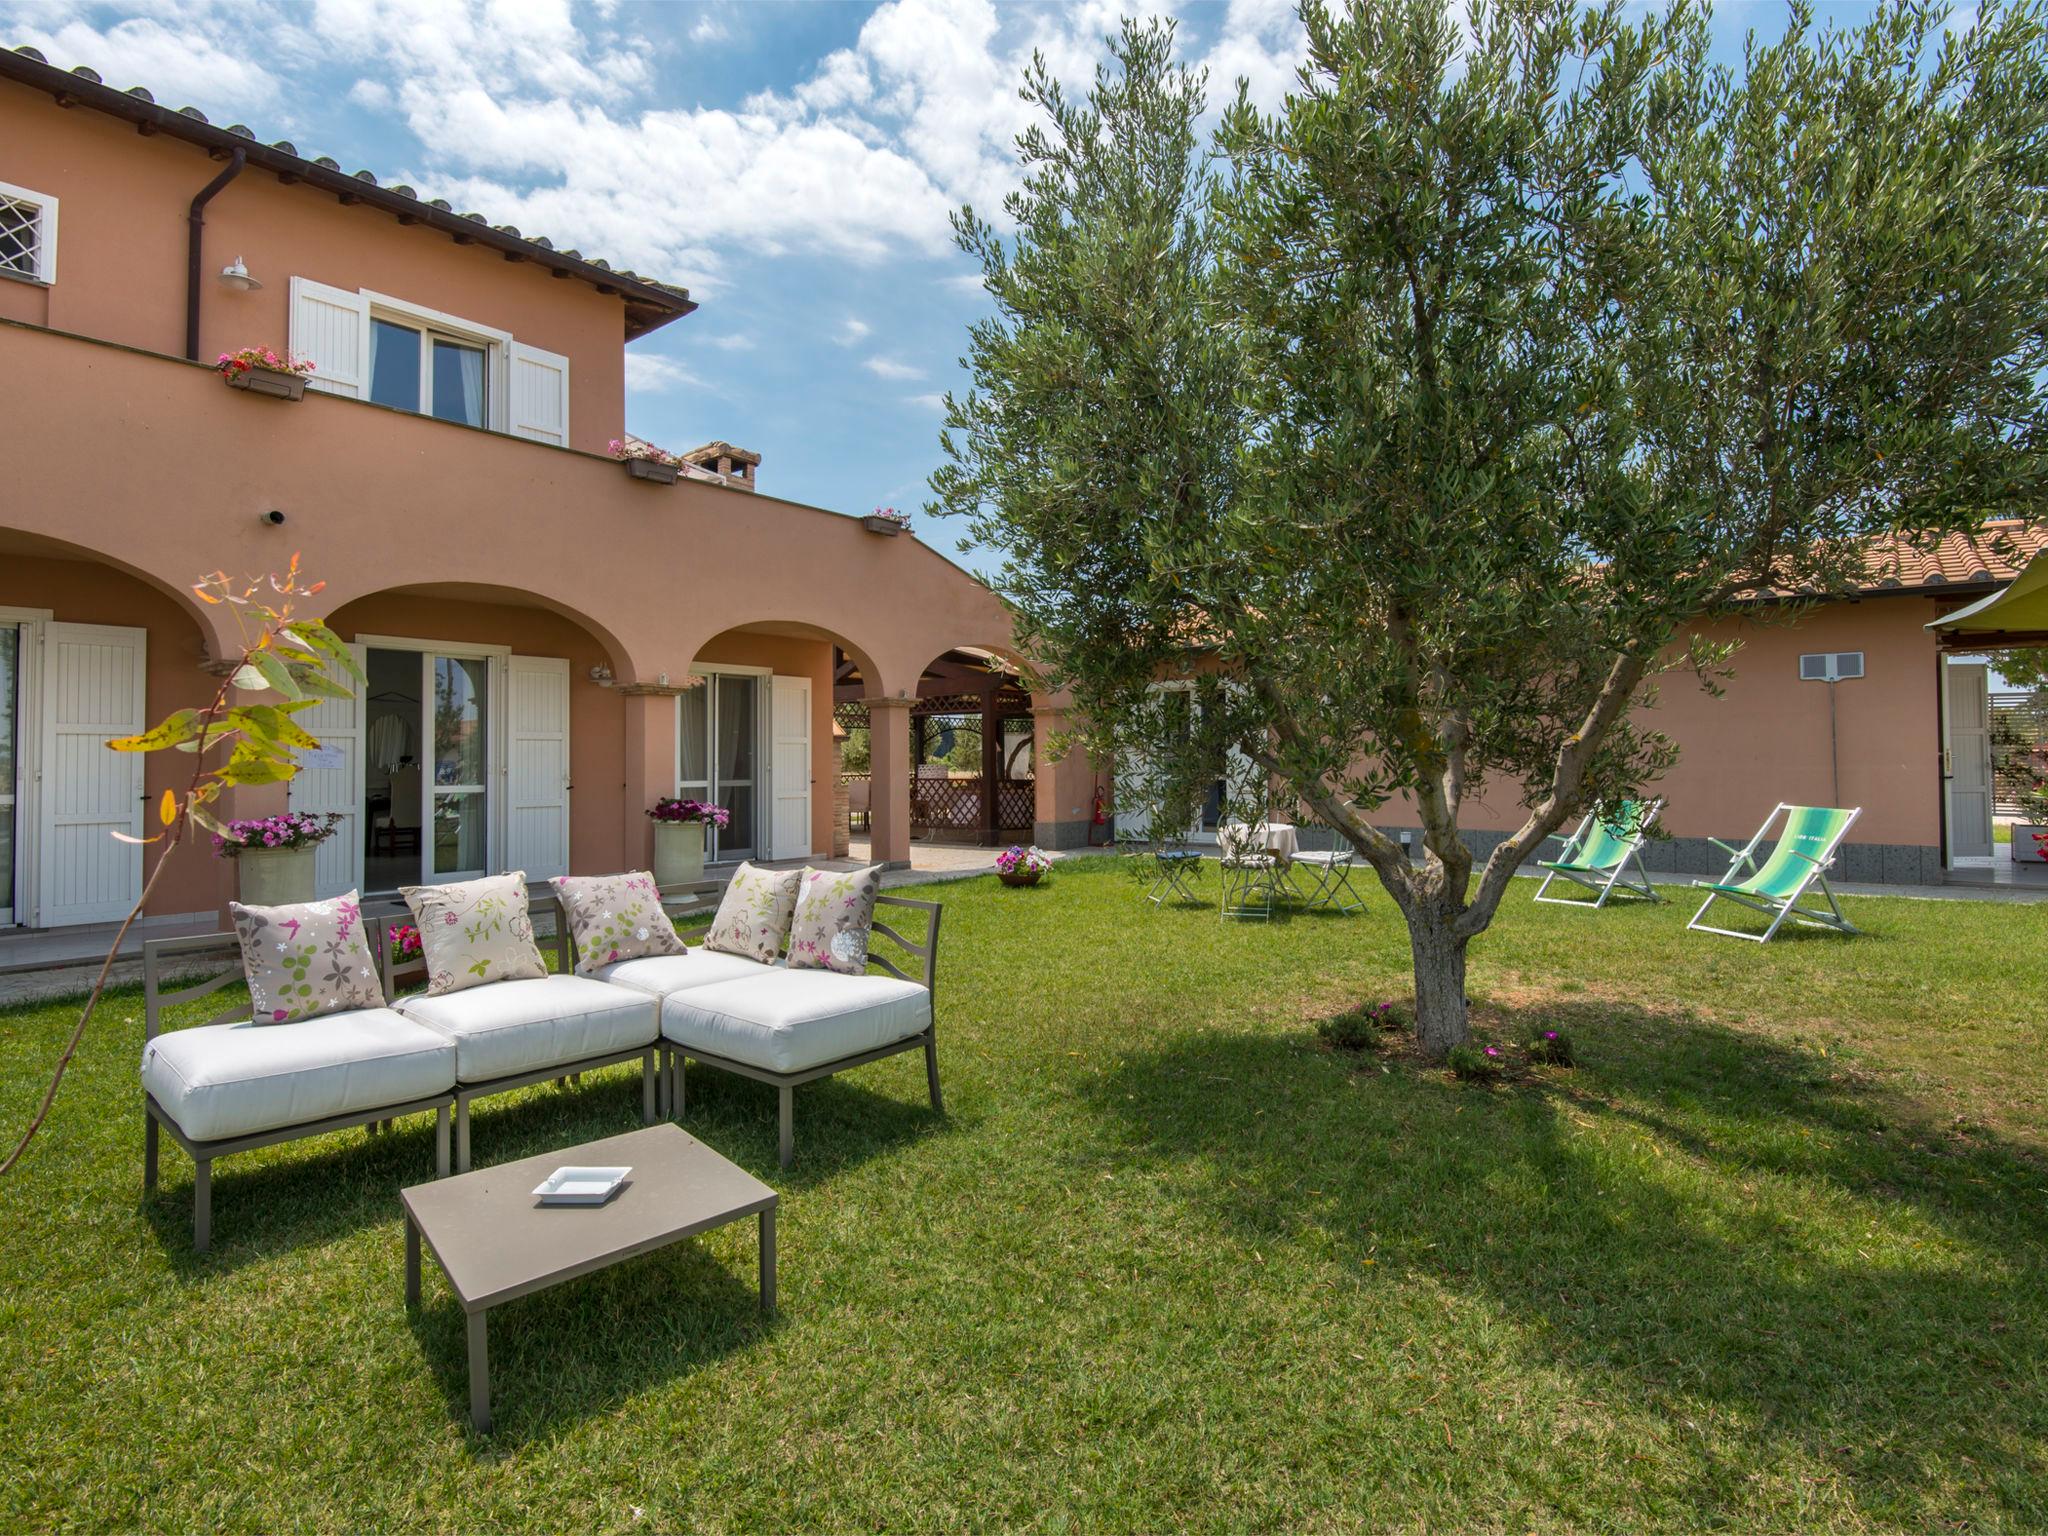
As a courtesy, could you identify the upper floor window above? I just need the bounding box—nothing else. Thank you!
[290,277,568,445]
[370,317,488,429]
[0,180,58,285]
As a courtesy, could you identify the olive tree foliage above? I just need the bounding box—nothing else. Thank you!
[934,1,2048,1054]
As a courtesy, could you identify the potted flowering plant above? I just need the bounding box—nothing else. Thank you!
[611,438,683,484]
[862,507,912,536]
[386,922,423,969]
[217,346,315,401]
[2014,743,2048,864]
[211,811,342,905]
[994,844,1053,887]
[648,797,731,884]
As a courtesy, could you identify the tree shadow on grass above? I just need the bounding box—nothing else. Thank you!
[1079,1002,2048,1527]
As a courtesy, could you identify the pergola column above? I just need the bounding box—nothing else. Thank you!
[864,696,913,869]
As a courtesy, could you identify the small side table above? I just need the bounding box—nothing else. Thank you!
[402,1123,777,1431]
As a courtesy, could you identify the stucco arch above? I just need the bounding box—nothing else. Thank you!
[0,526,234,660]
[681,615,894,701]
[318,578,641,679]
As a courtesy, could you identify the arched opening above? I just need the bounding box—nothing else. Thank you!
[315,582,630,895]
[0,528,219,931]
[687,622,886,866]
[836,647,1039,850]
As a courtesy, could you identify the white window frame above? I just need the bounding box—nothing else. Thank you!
[676,664,772,864]
[0,178,59,286]
[360,290,512,433]
[356,634,513,885]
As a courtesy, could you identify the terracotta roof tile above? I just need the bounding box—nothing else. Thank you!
[1857,519,2048,591]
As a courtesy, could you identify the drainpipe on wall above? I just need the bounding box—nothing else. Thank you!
[185,147,247,361]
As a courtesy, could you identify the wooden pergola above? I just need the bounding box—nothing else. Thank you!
[834,649,1036,846]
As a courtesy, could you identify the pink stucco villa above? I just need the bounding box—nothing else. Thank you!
[0,47,1096,940]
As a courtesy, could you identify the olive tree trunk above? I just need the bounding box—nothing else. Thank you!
[1406,904,1472,1058]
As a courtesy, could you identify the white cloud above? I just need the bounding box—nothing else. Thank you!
[906,392,947,412]
[863,356,923,381]
[0,0,1308,288]
[689,11,726,44]
[623,353,699,391]
[837,317,873,344]
[705,334,756,352]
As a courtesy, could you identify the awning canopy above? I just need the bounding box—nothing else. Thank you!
[1928,548,2048,649]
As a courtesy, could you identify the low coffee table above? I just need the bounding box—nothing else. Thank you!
[401,1123,777,1431]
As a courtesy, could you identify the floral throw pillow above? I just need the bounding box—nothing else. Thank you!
[787,864,885,976]
[702,862,803,965]
[400,871,546,996]
[550,871,685,975]
[230,890,384,1024]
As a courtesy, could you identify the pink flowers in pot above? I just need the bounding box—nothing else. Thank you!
[387,922,423,964]
[871,506,912,528]
[610,439,683,467]
[995,844,1052,877]
[216,346,314,379]
[210,811,341,857]
[648,797,732,828]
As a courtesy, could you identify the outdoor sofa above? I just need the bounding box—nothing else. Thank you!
[141,880,943,1251]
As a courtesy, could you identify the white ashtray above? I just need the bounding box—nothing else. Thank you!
[533,1166,631,1205]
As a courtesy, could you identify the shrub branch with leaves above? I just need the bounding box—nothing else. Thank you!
[0,557,362,1176]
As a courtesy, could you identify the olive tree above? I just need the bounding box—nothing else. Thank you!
[935,1,2048,1054]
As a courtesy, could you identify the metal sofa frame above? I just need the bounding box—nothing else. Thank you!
[648,891,944,1168]
[143,916,452,1253]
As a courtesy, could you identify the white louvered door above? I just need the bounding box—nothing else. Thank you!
[288,642,366,897]
[505,656,571,880]
[37,623,144,926]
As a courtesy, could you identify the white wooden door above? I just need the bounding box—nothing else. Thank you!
[1946,662,1995,861]
[289,642,365,897]
[769,674,811,860]
[506,655,571,879]
[37,622,144,926]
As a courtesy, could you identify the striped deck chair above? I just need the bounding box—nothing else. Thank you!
[1533,799,1662,909]
[1687,804,1862,942]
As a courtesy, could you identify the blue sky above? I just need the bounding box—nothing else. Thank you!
[2,0,1934,577]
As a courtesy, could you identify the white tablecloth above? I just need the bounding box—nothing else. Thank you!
[1220,821,1298,863]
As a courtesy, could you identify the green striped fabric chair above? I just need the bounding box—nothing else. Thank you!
[1534,799,1662,909]
[1687,804,1862,942]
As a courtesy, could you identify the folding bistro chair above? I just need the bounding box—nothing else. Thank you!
[1293,846,1367,914]
[1218,822,1279,921]
[1533,799,1663,909]
[1148,846,1206,905]
[1687,804,1862,942]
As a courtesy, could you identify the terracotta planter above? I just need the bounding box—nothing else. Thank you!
[625,457,680,484]
[861,516,906,536]
[653,820,707,885]
[997,870,1043,888]
[235,845,317,906]
[2013,824,2048,863]
[224,366,307,401]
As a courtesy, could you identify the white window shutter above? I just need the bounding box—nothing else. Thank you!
[506,656,572,880]
[288,277,369,398]
[508,342,570,444]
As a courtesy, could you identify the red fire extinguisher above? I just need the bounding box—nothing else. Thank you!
[1089,783,1109,845]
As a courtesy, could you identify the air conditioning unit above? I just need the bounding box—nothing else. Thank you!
[1799,651,1865,682]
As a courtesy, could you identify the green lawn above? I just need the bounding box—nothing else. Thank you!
[3,860,2045,1532]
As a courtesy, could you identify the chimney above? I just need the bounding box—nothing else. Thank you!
[682,440,762,492]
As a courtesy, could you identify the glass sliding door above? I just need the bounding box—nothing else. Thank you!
[0,625,17,925]
[429,654,490,880]
[677,673,759,862]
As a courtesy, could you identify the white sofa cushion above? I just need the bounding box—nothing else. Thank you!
[142,1008,455,1143]
[396,974,658,1083]
[593,947,783,997]
[660,971,932,1075]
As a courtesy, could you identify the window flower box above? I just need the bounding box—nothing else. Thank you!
[611,438,682,484]
[863,507,912,536]
[226,366,308,401]
[217,347,313,401]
